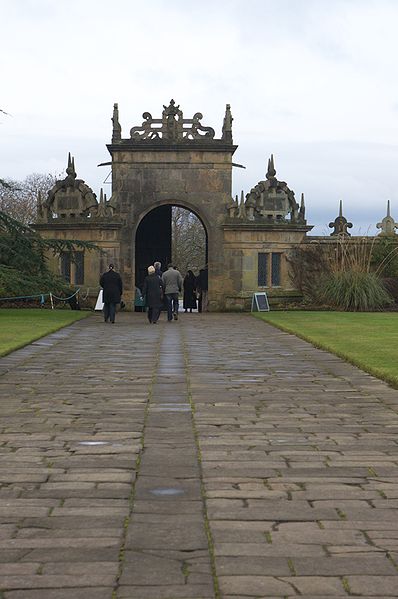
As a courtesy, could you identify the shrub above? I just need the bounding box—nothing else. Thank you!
[288,237,394,311]
[320,271,393,311]
[0,265,68,299]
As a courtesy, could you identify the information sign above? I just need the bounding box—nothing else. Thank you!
[251,292,270,312]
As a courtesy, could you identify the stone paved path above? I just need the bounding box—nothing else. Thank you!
[0,312,397,598]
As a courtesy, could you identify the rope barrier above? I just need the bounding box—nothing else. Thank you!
[0,288,80,303]
[0,293,50,301]
[51,289,80,301]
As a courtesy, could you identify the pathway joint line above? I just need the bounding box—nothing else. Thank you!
[181,323,221,599]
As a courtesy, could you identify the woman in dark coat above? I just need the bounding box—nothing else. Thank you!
[183,270,197,313]
[142,265,164,324]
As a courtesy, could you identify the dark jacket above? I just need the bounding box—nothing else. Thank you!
[100,270,123,304]
[183,273,197,309]
[142,273,164,308]
[197,268,208,292]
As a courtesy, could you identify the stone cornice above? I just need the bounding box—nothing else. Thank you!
[107,141,238,155]
[33,221,123,231]
[222,222,313,233]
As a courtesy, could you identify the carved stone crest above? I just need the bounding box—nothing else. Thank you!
[329,200,353,236]
[130,99,216,141]
[377,200,398,236]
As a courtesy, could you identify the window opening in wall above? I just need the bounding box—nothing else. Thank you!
[60,252,84,285]
[61,252,71,282]
[258,253,268,287]
[271,253,281,286]
[74,252,84,285]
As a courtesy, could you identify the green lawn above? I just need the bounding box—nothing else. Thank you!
[0,309,91,357]
[254,311,398,388]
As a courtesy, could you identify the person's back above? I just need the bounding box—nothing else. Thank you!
[162,264,183,321]
[154,261,162,278]
[100,263,123,323]
[162,265,183,294]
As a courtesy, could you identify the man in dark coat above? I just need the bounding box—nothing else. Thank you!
[99,263,123,323]
[142,265,164,324]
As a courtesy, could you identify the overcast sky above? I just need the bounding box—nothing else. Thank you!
[2,0,398,235]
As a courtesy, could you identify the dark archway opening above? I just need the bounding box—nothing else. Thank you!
[135,205,207,291]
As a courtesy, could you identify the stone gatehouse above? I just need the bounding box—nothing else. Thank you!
[36,100,384,310]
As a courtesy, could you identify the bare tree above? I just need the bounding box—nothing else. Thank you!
[0,173,57,224]
[171,206,206,276]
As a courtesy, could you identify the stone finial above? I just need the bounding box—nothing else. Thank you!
[329,200,353,236]
[376,200,398,235]
[266,154,277,180]
[222,104,233,143]
[66,152,76,178]
[228,194,239,218]
[96,188,107,217]
[298,192,306,224]
[36,190,46,222]
[112,103,122,143]
[238,190,247,219]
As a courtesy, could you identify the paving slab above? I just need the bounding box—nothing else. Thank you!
[0,312,398,597]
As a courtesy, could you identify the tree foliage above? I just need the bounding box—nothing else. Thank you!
[0,211,99,299]
[171,207,206,276]
[0,173,58,224]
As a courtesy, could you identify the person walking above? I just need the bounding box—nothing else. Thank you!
[100,263,123,323]
[142,265,164,324]
[183,270,197,313]
[197,265,208,312]
[162,263,183,321]
[154,261,162,278]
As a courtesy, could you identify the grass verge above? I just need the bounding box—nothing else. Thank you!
[0,308,91,356]
[254,311,398,388]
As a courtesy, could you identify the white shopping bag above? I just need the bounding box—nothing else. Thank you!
[95,289,104,311]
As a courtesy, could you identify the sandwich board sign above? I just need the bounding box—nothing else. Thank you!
[251,292,270,312]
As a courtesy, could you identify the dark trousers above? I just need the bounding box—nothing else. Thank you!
[166,293,179,321]
[103,302,116,323]
[147,307,160,323]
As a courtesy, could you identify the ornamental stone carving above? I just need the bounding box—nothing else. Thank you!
[128,99,225,142]
[329,200,353,236]
[42,154,98,220]
[227,155,305,224]
[377,200,398,236]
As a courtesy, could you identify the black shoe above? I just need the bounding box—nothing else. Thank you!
[173,312,178,320]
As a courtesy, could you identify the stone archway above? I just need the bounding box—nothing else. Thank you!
[34,101,313,312]
[134,203,208,290]
[107,100,237,310]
